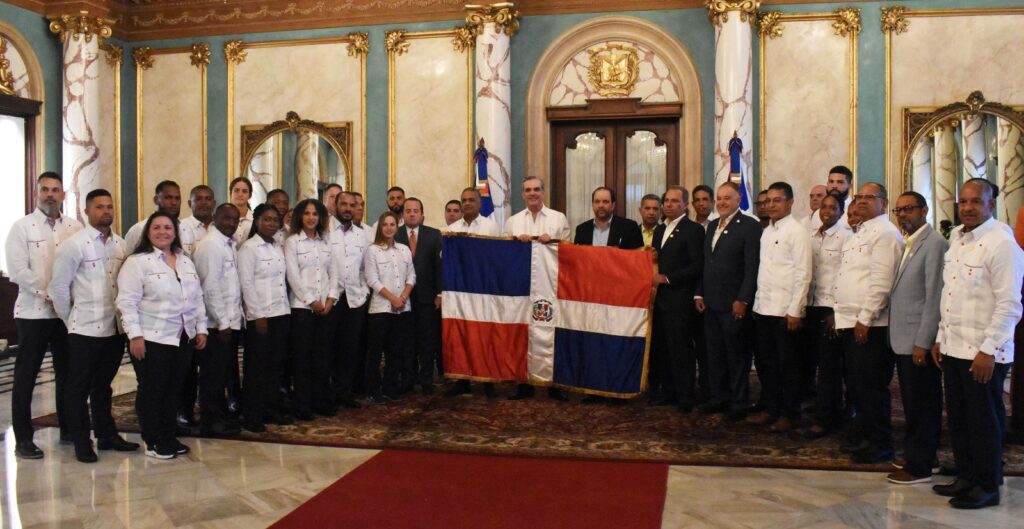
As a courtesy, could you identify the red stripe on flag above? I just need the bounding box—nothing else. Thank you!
[556,244,653,308]
[442,319,529,380]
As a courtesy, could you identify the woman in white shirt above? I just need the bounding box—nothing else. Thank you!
[362,212,416,403]
[116,211,208,460]
[230,177,255,242]
[284,199,337,420]
[237,204,292,432]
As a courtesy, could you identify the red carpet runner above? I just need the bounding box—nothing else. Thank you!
[271,449,668,529]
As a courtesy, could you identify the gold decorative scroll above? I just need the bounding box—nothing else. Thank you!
[706,0,760,26]
[756,11,783,39]
[465,3,520,37]
[133,46,153,70]
[224,40,246,65]
[384,30,410,56]
[0,36,14,96]
[832,7,862,36]
[587,44,640,97]
[100,43,123,67]
[48,10,114,44]
[190,43,210,67]
[346,31,369,57]
[880,6,909,34]
[452,25,476,53]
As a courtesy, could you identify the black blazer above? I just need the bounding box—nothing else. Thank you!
[695,213,761,312]
[395,224,442,305]
[573,216,644,249]
[652,216,704,313]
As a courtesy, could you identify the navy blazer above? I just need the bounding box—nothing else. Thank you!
[696,213,762,312]
[573,216,644,249]
[394,224,442,305]
[652,216,704,313]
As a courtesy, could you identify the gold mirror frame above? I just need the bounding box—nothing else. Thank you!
[901,91,1024,194]
[239,111,353,191]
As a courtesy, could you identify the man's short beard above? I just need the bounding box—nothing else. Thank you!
[38,201,60,217]
[829,188,848,202]
[389,205,403,215]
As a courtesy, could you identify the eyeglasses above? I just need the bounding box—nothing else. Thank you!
[852,194,883,202]
[891,205,924,214]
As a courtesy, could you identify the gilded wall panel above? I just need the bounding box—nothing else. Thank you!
[390,32,471,226]
[762,18,853,221]
[138,49,205,220]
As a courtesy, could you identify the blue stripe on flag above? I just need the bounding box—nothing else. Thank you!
[442,236,531,297]
[552,327,646,394]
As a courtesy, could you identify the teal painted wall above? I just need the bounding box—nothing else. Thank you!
[3,0,1023,225]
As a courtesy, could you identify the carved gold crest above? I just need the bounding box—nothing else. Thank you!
[587,44,640,98]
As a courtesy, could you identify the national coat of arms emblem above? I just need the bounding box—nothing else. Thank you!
[587,43,640,97]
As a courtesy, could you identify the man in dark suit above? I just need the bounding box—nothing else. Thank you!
[650,185,705,412]
[395,197,443,395]
[573,186,643,249]
[694,182,761,420]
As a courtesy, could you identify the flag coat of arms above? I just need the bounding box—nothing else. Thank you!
[441,236,654,397]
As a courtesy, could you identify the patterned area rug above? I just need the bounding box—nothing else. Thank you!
[34,381,1023,474]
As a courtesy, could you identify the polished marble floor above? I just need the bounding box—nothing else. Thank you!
[1,364,1022,528]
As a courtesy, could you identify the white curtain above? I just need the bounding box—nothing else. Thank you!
[996,117,1024,224]
[911,141,933,224]
[625,131,667,224]
[565,132,606,229]
[934,126,958,226]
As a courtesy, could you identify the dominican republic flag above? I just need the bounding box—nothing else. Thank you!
[441,236,654,397]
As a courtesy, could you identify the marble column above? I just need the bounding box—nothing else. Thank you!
[996,117,1024,223]
[911,141,933,221]
[246,136,276,205]
[295,130,320,201]
[934,125,958,225]
[49,12,113,221]
[961,114,987,181]
[466,3,518,230]
[708,1,758,208]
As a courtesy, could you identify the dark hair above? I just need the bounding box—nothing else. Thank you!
[821,193,845,213]
[963,177,998,199]
[898,191,927,208]
[591,186,616,203]
[38,171,62,184]
[350,191,364,199]
[717,181,740,194]
[338,191,359,204]
[320,183,343,202]
[289,198,328,237]
[863,181,888,200]
[640,193,661,205]
[692,184,714,199]
[386,186,406,196]
[461,187,482,200]
[189,184,214,199]
[828,165,853,183]
[664,185,689,203]
[85,189,111,205]
[757,189,768,197]
[132,210,182,255]
[248,203,281,240]
[403,197,424,211]
[155,180,179,196]
[214,203,239,216]
[372,212,401,246]
[446,199,462,208]
[767,182,794,200]
[229,176,253,194]
[266,188,289,202]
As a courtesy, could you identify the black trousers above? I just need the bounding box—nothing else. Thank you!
[650,309,696,406]
[944,356,1010,491]
[840,327,894,452]
[65,334,125,443]
[366,312,413,398]
[12,318,70,443]
[704,308,751,411]
[130,336,192,446]
[753,313,802,419]
[179,353,199,416]
[411,301,441,389]
[199,329,237,424]
[243,315,290,423]
[806,307,845,429]
[895,354,943,476]
[692,311,708,399]
[290,309,334,414]
[331,296,367,399]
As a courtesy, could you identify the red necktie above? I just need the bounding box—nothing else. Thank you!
[409,229,417,257]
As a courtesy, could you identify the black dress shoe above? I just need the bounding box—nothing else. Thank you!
[201,422,242,436]
[444,381,471,397]
[74,441,98,463]
[840,440,871,454]
[265,413,294,425]
[949,486,999,509]
[293,411,314,421]
[933,478,974,497]
[725,409,748,422]
[484,383,497,399]
[507,393,531,401]
[14,442,44,459]
[851,448,894,465]
[548,388,568,402]
[97,436,140,451]
[337,396,362,409]
[421,385,434,395]
[582,396,606,405]
[242,421,266,433]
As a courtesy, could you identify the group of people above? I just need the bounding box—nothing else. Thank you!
[6,166,1022,509]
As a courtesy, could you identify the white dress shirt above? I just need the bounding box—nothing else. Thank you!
[236,235,290,320]
[447,214,499,236]
[937,218,1024,363]
[364,243,416,314]
[832,214,904,329]
[192,229,243,331]
[503,206,570,240]
[752,214,812,318]
[711,211,739,251]
[47,225,128,337]
[284,231,336,310]
[328,220,370,307]
[234,208,254,243]
[115,249,208,346]
[808,222,853,308]
[5,209,83,319]
[658,215,684,249]
[178,216,212,256]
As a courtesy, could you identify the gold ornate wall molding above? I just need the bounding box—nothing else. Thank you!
[0,36,15,96]
[465,2,520,37]
[47,10,114,43]
[706,0,760,26]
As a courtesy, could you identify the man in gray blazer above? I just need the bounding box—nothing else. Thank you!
[887,191,947,484]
